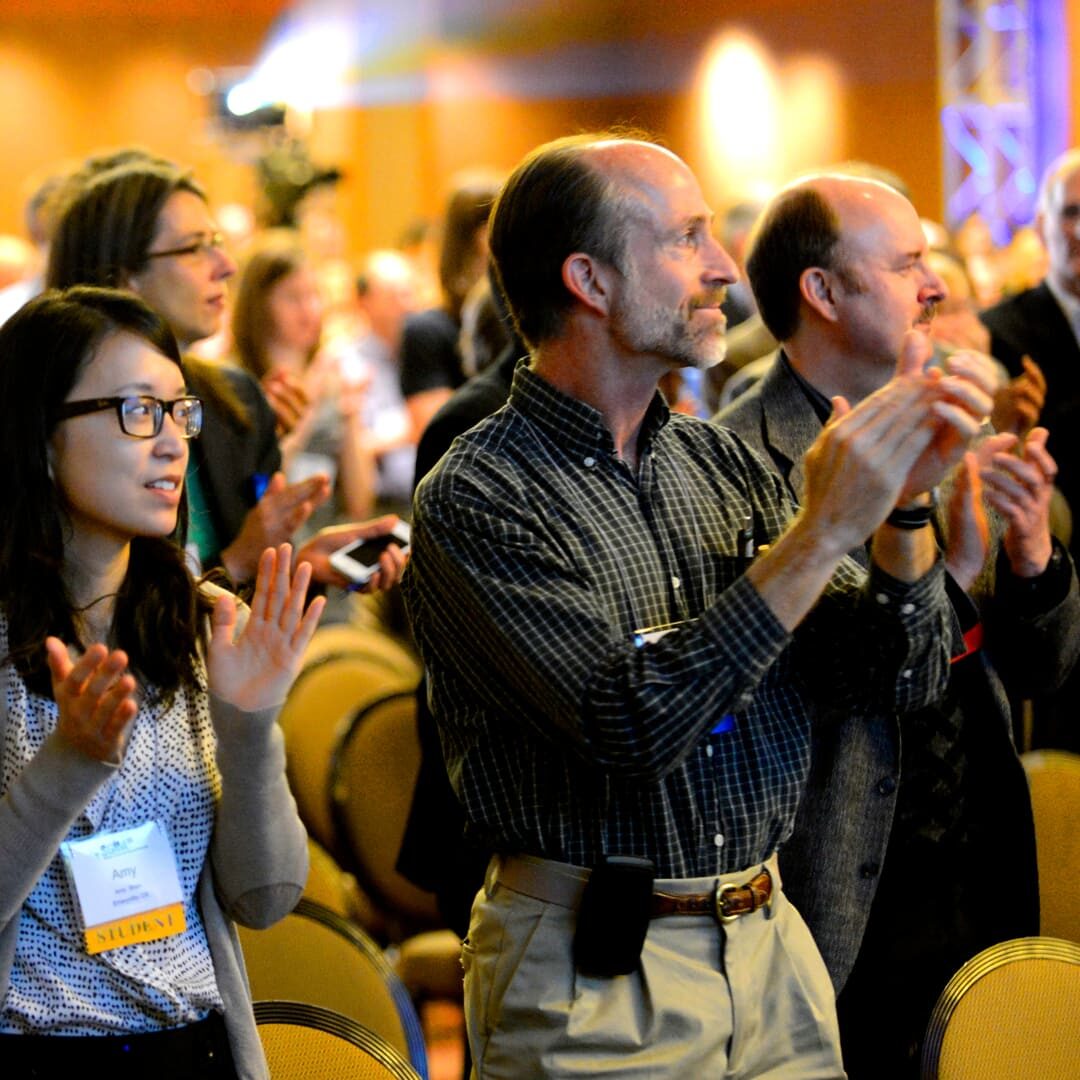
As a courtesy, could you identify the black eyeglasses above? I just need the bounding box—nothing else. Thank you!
[55,395,203,439]
[145,231,227,261]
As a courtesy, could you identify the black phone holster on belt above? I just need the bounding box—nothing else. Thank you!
[572,854,656,976]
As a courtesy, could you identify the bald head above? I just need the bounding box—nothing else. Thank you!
[747,174,925,343]
[1037,149,1080,299]
[1038,150,1080,216]
[489,134,680,348]
[356,249,417,346]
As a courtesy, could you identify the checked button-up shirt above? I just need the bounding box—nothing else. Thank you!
[403,363,956,878]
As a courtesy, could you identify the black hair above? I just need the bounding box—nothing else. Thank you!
[0,286,213,698]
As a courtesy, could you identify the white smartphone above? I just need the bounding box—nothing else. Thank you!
[328,521,412,586]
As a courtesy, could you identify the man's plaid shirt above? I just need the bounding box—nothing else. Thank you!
[403,364,954,877]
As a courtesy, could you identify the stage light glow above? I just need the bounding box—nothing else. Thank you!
[782,56,844,176]
[697,30,780,194]
[228,19,356,114]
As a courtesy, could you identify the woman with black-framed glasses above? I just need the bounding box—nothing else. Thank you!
[0,286,322,1078]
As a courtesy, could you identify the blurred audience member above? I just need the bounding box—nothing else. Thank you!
[982,149,1080,550]
[341,249,422,514]
[981,148,1080,750]
[397,217,442,309]
[458,273,512,379]
[926,249,993,355]
[954,212,1003,307]
[47,156,405,594]
[0,166,72,326]
[232,231,376,524]
[399,174,501,440]
[718,199,764,328]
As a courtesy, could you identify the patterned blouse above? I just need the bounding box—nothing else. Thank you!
[0,614,225,1034]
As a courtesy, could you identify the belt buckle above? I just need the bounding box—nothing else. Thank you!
[715,881,742,923]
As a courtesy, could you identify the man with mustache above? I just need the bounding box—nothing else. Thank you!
[716,173,1080,1078]
[403,136,995,1078]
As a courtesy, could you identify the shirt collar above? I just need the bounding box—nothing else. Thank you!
[509,361,672,462]
[1045,274,1080,345]
[779,350,834,424]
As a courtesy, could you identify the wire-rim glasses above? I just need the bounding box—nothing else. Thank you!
[145,231,226,261]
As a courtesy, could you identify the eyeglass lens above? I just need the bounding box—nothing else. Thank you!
[120,396,202,438]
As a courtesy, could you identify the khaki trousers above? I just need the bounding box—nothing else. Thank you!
[462,854,845,1080]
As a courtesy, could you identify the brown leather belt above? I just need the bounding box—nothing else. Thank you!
[493,855,775,925]
[651,870,772,922]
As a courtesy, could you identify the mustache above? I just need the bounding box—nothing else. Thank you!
[916,299,938,324]
[689,287,728,312]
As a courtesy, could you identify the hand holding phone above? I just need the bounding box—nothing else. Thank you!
[328,521,412,586]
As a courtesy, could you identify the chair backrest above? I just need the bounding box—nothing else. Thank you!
[303,836,366,922]
[1021,749,1080,941]
[254,1000,422,1080]
[239,897,428,1078]
[279,627,420,852]
[330,690,443,939]
[921,936,1080,1079]
[302,623,421,683]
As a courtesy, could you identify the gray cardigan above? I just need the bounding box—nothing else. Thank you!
[0,661,308,1079]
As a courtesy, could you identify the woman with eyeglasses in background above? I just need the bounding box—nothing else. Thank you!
[0,286,321,1078]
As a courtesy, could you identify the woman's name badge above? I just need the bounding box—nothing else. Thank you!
[60,821,185,955]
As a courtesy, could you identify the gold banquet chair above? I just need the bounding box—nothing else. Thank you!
[330,689,443,940]
[254,1000,422,1080]
[238,898,429,1078]
[278,627,420,853]
[921,936,1080,1080]
[1021,749,1080,942]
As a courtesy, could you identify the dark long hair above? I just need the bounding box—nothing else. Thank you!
[438,176,501,322]
[0,286,213,698]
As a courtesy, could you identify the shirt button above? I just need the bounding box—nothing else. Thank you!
[860,862,880,879]
[901,669,913,679]
[583,456,596,467]
[713,834,725,848]
[705,744,714,758]
[672,575,681,590]
[900,602,915,615]
[875,593,889,605]
[877,776,897,796]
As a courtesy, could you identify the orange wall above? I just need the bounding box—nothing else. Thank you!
[0,0,978,258]
[0,5,285,236]
[306,0,944,250]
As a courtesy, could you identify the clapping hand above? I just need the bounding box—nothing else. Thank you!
[220,472,332,584]
[943,452,991,591]
[896,334,996,503]
[262,368,312,437]
[979,426,1057,578]
[45,639,138,764]
[207,544,326,712]
[991,356,1046,438]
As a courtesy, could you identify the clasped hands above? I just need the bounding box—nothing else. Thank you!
[45,544,324,764]
[800,330,995,557]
